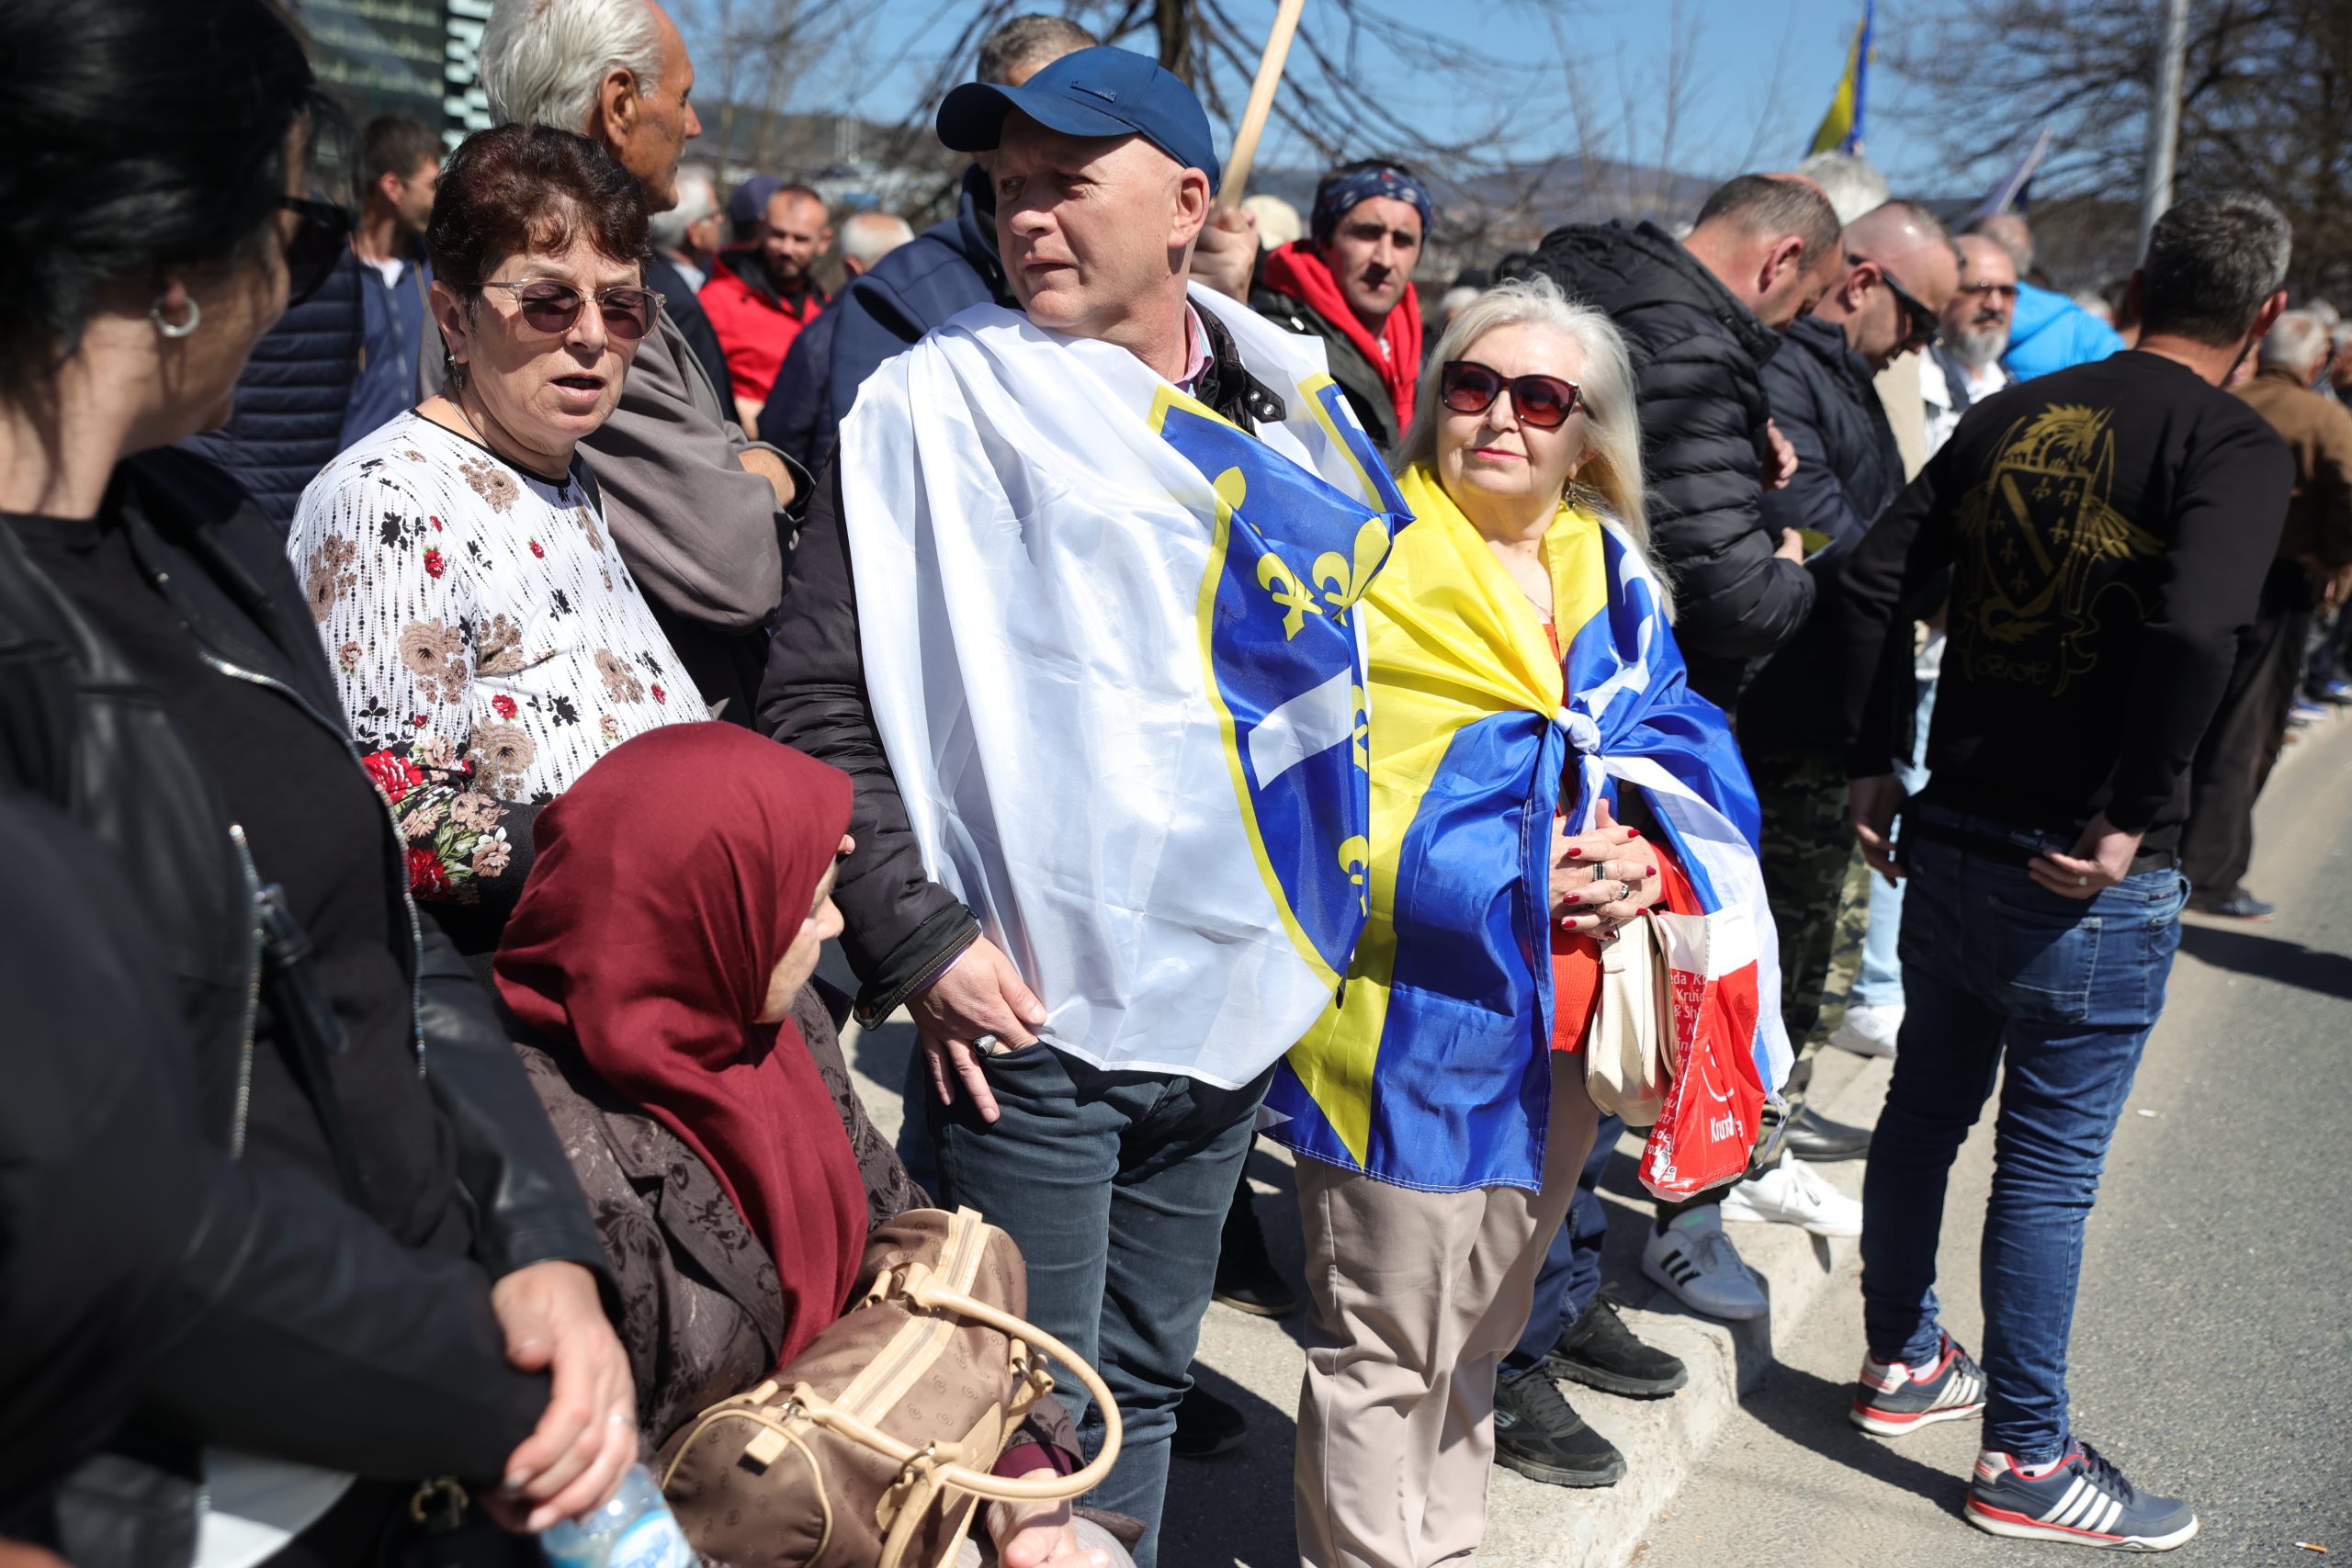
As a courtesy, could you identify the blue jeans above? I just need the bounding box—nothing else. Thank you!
[1860,814,2188,1464]
[925,1045,1271,1568]
[1853,675,1937,1010]
[1498,1113,1621,1381]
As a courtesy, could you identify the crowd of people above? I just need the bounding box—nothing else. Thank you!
[3,0,2342,1565]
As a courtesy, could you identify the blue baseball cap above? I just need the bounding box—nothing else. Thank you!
[726,174,786,227]
[936,46,1222,195]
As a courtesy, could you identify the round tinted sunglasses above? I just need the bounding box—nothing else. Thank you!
[1440,360,1582,429]
[473,279,664,341]
[279,196,354,308]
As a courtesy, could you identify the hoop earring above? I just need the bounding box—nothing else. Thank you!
[150,295,201,339]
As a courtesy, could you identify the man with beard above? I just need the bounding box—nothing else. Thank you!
[1924,234,2019,455]
[1250,159,1430,453]
[702,183,834,428]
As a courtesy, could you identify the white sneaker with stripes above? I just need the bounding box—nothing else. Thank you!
[1967,1442,2199,1551]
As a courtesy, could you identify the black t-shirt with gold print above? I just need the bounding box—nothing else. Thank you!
[1842,350,2294,852]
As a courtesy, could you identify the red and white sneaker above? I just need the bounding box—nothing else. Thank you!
[1849,1333,1987,1438]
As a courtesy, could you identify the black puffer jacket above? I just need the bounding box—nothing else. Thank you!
[1516,220,1813,706]
[1249,281,1400,454]
[0,450,609,1567]
[1738,315,1905,752]
[180,247,362,529]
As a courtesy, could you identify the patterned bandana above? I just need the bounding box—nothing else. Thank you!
[1310,164,1433,246]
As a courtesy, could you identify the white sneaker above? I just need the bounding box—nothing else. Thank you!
[1829,1002,1903,1058]
[1721,1151,1863,1237]
[1642,1207,1768,1320]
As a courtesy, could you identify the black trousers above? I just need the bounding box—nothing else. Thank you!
[2180,558,2313,898]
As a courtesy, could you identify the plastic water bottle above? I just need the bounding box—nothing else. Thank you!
[537,1466,695,1568]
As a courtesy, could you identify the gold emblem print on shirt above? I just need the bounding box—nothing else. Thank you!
[1951,403,2163,694]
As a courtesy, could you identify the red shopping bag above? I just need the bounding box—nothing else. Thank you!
[1636,918,1769,1201]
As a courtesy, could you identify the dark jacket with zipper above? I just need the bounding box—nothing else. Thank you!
[1247,280,1401,453]
[1738,314,1906,753]
[0,449,610,1568]
[757,311,1290,1021]
[1513,220,1814,706]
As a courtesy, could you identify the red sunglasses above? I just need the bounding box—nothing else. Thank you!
[1440,360,1582,429]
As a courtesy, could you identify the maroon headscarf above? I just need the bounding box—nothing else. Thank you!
[496,723,866,1370]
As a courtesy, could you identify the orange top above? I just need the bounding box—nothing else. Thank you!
[1543,621,1693,1054]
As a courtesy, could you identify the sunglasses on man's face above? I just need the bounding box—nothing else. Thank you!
[474,279,663,341]
[1849,254,1940,349]
[279,196,354,308]
[1955,279,2020,304]
[1439,360,1582,430]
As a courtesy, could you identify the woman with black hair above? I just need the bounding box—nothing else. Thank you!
[0,1,634,1562]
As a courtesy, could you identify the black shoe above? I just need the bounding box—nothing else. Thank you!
[1492,1371,1625,1487]
[1544,1296,1688,1399]
[1170,1387,1247,1460]
[1212,1188,1298,1317]
[1781,1104,1872,1162]
[2188,889,2276,920]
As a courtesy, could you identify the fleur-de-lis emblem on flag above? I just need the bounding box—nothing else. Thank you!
[1338,834,1370,915]
[1259,550,1322,640]
[1313,520,1392,620]
[1351,684,1369,771]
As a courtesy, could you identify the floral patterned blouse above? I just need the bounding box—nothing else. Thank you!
[288,411,700,923]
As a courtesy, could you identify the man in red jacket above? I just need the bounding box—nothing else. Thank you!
[702,181,832,428]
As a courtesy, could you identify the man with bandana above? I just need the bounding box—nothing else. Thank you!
[1250,160,1432,454]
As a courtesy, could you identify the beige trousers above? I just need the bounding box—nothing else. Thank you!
[1293,1055,1599,1568]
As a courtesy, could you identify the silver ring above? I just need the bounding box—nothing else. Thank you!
[973,1032,1000,1053]
[2076,874,2088,887]
[607,1411,632,1427]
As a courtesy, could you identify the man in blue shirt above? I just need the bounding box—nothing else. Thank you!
[344,116,442,445]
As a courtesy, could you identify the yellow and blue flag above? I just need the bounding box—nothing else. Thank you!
[1262,466,1790,1192]
[1809,1,1874,157]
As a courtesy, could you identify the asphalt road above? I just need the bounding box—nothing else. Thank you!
[1634,715,2352,1567]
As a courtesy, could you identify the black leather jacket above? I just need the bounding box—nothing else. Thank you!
[0,450,610,1565]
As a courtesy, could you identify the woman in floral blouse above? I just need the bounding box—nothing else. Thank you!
[289,123,698,948]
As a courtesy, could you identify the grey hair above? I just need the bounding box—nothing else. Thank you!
[841,211,915,269]
[1967,211,2034,276]
[975,15,1098,85]
[1396,275,1668,615]
[481,0,664,134]
[2142,191,2293,346]
[650,160,716,248]
[2258,308,2331,372]
[1794,151,1890,227]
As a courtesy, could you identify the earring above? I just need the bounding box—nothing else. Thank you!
[150,294,202,339]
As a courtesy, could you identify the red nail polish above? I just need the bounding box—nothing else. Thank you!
[1647,864,1657,875]
[1566,847,1583,858]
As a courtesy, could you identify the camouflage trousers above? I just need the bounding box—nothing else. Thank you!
[1747,749,1879,1122]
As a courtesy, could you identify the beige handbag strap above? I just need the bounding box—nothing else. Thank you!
[788,1269,1124,1506]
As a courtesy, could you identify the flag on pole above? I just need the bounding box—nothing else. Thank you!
[1969,124,2053,223]
[1808,1,1875,156]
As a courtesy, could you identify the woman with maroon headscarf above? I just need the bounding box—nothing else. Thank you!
[494,723,1114,1568]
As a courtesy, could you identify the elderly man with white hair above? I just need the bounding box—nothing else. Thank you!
[2177,307,2352,919]
[646,158,732,396]
[481,0,806,728]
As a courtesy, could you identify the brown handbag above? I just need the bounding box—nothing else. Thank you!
[657,1206,1122,1568]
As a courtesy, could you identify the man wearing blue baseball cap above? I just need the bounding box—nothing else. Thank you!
[761,48,1411,1566]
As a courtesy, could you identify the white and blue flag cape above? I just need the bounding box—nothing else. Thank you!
[839,285,1411,1088]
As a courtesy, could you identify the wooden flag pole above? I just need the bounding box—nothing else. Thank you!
[1219,0,1308,207]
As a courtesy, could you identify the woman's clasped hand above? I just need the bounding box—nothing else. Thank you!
[1551,797,1664,939]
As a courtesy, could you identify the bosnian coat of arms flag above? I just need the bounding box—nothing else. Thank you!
[838,286,1410,1089]
[1263,468,1791,1193]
